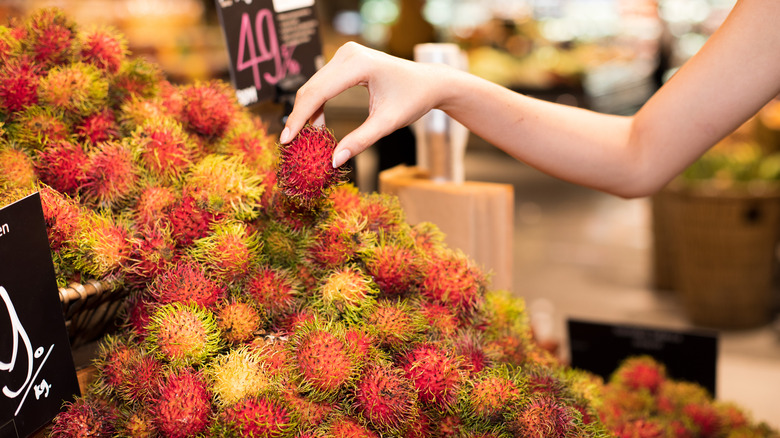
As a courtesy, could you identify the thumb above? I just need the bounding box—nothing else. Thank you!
[332,116,398,168]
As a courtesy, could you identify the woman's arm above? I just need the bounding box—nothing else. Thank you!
[282,0,780,198]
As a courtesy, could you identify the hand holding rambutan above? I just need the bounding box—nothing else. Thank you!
[277,124,349,209]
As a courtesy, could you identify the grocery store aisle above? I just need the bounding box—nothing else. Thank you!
[462,141,780,429]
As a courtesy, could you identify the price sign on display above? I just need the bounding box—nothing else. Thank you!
[215,0,323,106]
[0,193,80,438]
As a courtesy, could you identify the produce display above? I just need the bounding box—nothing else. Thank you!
[0,8,778,438]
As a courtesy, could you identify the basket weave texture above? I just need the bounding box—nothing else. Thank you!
[59,279,126,348]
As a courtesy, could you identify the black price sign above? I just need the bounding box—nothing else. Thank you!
[215,0,323,106]
[568,318,718,396]
[0,193,80,438]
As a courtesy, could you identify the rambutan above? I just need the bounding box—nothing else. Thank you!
[80,140,140,209]
[611,356,667,395]
[38,184,82,251]
[0,26,22,63]
[364,299,424,350]
[64,210,131,279]
[144,302,222,366]
[158,79,184,118]
[20,8,77,69]
[683,402,722,438]
[10,105,70,150]
[109,57,161,104]
[399,343,466,411]
[0,56,40,114]
[344,325,377,363]
[353,363,418,434]
[206,347,272,407]
[611,419,665,438]
[307,213,368,270]
[78,25,127,74]
[419,302,461,337]
[186,153,264,220]
[260,220,307,268]
[281,384,335,429]
[217,118,277,170]
[252,336,293,379]
[133,183,178,229]
[75,107,120,144]
[122,293,154,340]
[290,320,357,399]
[316,265,378,320]
[461,367,523,425]
[146,258,225,309]
[420,250,487,315]
[37,61,109,118]
[0,145,36,189]
[328,182,362,216]
[363,241,424,297]
[125,223,178,288]
[34,139,88,195]
[217,395,293,438]
[129,116,195,183]
[189,220,261,283]
[49,396,117,438]
[151,368,212,438]
[358,192,406,235]
[277,124,349,209]
[117,408,156,438]
[117,95,169,134]
[507,395,582,438]
[166,186,222,246]
[245,264,300,321]
[179,80,237,138]
[92,336,163,405]
[326,416,380,438]
[455,330,493,374]
[216,298,266,344]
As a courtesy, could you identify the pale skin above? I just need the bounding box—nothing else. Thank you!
[281,0,780,199]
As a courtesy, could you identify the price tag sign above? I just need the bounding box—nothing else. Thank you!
[0,193,80,438]
[215,0,324,106]
[568,318,718,396]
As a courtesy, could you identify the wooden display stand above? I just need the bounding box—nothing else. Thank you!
[379,165,515,291]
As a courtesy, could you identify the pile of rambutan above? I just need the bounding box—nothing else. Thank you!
[1,8,777,438]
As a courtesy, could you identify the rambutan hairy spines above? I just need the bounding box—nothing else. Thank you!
[133,183,178,229]
[109,57,162,105]
[37,61,109,119]
[80,140,140,210]
[78,25,128,74]
[245,264,301,321]
[144,302,222,366]
[277,124,349,209]
[399,342,467,412]
[325,415,380,438]
[186,153,264,220]
[307,212,369,270]
[151,368,213,438]
[75,107,120,145]
[328,182,362,216]
[358,192,406,236]
[125,223,178,288]
[180,80,237,138]
[38,183,82,252]
[610,355,667,395]
[50,396,117,438]
[364,299,425,351]
[130,116,195,183]
[352,362,419,434]
[166,186,222,247]
[21,7,77,69]
[64,209,131,280]
[507,395,583,438]
[364,241,424,297]
[146,257,226,309]
[460,366,524,426]
[289,319,358,400]
[217,394,294,438]
[10,105,70,150]
[92,335,163,405]
[216,297,266,344]
[189,219,262,283]
[35,139,88,195]
[206,346,272,407]
[0,144,36,189]
[316,265,379,320]
[420,249,488,316]
[0,56,40,115]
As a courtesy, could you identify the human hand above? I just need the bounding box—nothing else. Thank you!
[280,41,444,168]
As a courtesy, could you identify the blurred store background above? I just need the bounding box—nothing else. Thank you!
[4,0,780,429]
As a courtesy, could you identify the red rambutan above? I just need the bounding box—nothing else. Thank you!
[130,117,195,183]
[219,395,293,437]
[117,95,169,134]
[166,187,222,246]
[132,183,178,229]
[147,258,225,309]
[364,241,424,297]
[683,402,722,438]
[0,26,22,64]
[316,265,378,319]
[507,395,581,438]
[80,140,140,209]
[277,124,349,209]
[291,321,357,399]
[245,264,300,321]
[38,184,82,251]
[151,368,212,438]
[78,25,127,74]
[37,61,109,118]
[216,298,265,344]
[282,385,335,429]
[50,397,117,438]
[462,367,523,424]
[419,302,461,337]
[10,105,70,150]
[611,356,667,395]
[0,145,36,189]
[307,213,367,270]
[420,250,487,315]
[21,8,77,69]
[353,363,419,433]
[179,80,237,138]
[157,80,184,119]
[399,343,466,411]
[144,302,222,366]
[358,192,405,235]
[189,220,261,283]
[327,416,380,438]
[125,223,178,288]
[0,56,40,114]
[364,299,424,350]
[328,183,362,216]
[75,107,119,144]
[65,210,131,279]
[93,336,163,405]
[109,57,161,104]
[34,139,88,195]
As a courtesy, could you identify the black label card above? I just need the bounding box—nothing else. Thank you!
[568,318,719,396]
[215,0,323,106]
[0,193,80,438]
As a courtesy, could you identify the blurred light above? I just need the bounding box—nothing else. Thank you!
[451,2,492,32]
[360,0,399,24]
[423,0,453,28]
[333,10,363,35]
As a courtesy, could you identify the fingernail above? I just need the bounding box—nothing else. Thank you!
[333,148,351,168]
[280,127,291,144]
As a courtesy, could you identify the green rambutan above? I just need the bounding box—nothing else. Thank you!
[0,25,22,63]
[125,223,178,288]
[109,57,161,104]
[0,55,40,114]
[38,184,82,251]
[144,302,222,366]
[179,80,237,138]
[363,241,424,297]
[37,61,109,118]
[420,250,487,315]
[216,298,266,344]
[151,368,212,438]
[129,116,195,184]
[65,209,131,279]
[78,25,127,74]
[206,346,272,407]
[0,144,36,189]
[217,394,293,438]
[189,220,261,283]
[34,139,88,195]
[461,367,523,425]
[133,183,178,229]
[399,343,466,412]
[610,356,667,395]
[277,124,349,209]
[217,118,277,170]
[260,220,308,268]
[49,396,117,438]
[316,265,378,320]
[289,320,357,399]
[10,105,70,150]
[75,107,120,144]
[364,299,424,351]
[507,395,582,438]
[80,140,140,209]
[20,7,77,69]
[166,187,222,246]
[186,153,264,220]
[245,264,301,321]
[147,258,225,309]
[353,363,419,434]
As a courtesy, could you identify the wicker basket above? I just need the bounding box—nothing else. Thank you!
[665,181,780,329]
[59,279,128,348]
